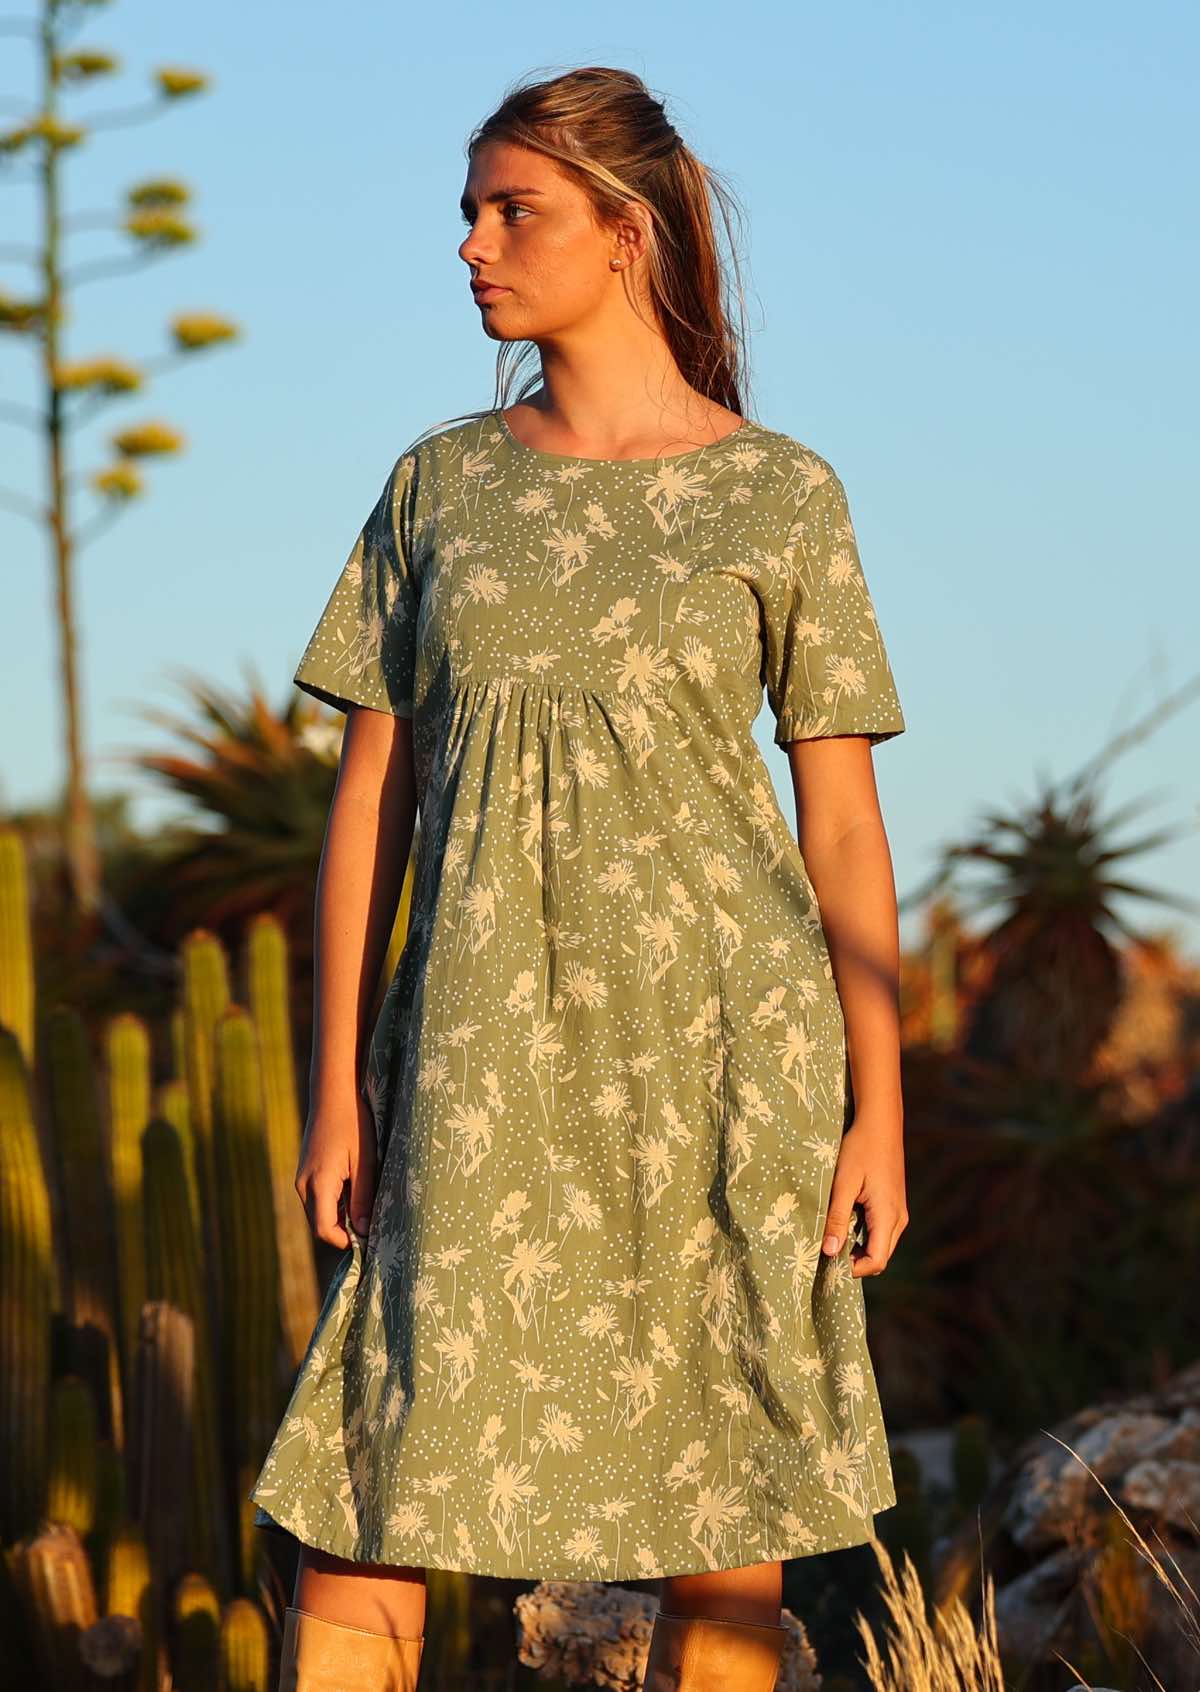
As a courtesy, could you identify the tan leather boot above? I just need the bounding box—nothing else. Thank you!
[641,1607,788,1692]
[278,1604,424,1691]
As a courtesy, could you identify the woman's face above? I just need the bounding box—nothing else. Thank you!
[459,139,637,342]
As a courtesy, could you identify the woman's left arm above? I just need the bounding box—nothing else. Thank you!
[785,733,908,1278]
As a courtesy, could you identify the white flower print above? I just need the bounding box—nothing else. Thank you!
[252,408,905,1579]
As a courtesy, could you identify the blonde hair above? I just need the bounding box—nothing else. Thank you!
[449,65,754,427]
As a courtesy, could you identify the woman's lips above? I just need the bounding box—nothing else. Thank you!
[472,285,510,303]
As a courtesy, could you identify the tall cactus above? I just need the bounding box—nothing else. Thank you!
[10,1520,99,1689]
[0,825,36,1068]
[157,1071,202,1237]
[105,1518,160,1692]
[46,1373,99,1541]
[0,1026,53,1542]
[952,1411,993,1515]
[1,834,415,1684]
[245,913,318,1369]
[181,932,232,1319]
[45,1004,124,1452]
[106,1014,152,1421]
[142,1124,228,1589]
[212,1006,281,1592]
[383,829,419,989]
[90,1435,127,1610]
[171,1570,222,1692]
[0,1531,36,1672]
[219,1595,271,1692]
[130,1299,200,1597]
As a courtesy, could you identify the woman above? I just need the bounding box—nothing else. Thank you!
[251,65,909,1692]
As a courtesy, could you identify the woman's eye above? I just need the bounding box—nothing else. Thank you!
[459,202,531,228]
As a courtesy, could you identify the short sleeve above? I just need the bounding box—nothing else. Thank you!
[762,466,906,748]
[292,452,419,718]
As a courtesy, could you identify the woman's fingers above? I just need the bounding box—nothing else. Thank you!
[350,1147,377,1238]
[299,1169,352,1249]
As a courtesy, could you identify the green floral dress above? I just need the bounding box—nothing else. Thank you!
[249,408,907,1580]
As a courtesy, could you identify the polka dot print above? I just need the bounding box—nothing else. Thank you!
[249,409,906,1578]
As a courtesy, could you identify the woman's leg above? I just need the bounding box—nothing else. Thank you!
[292,1545,427,1637]
[658,1558,782,1624]
[646,1562,787,1690]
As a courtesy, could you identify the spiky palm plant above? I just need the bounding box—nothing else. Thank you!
[109,676,418,1056]
[914,684,1200,1107]
[17,679,413,1048]
[116,673,350,946]
[952,775,1193,1093]
[871,688,1200,1433]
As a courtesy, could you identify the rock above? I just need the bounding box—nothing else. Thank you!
[512,1579,823,1691]
[975,1357,1200,1687]
[1003,1412,1172,1552]
[1120,1456,1200,1529]
[991,1545,1085,1660]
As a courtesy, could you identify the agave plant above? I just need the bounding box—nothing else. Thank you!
[108,674,418,1059]
[115,670,346,946]
[869,686,1200,1434]
[920,687,1200,1103]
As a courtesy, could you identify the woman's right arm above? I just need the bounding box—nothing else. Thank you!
[295,704,418,1249]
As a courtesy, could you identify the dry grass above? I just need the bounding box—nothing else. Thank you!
[852,1531,1005,1692]
[852,1428,1200,1692]
[1043,1428,1199,1692]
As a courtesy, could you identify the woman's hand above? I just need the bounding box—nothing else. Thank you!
[819,1110,907,1277]
[295,1093,379,1250]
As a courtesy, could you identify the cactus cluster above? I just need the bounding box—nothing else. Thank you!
[0,823,378,1687]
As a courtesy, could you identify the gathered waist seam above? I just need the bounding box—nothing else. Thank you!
[432,667,760,718]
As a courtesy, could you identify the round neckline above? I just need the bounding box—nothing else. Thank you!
[493,407,757,467]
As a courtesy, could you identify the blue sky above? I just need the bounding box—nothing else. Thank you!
[3,0,1197,957]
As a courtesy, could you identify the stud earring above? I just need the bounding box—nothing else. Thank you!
[610,258,622,269]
